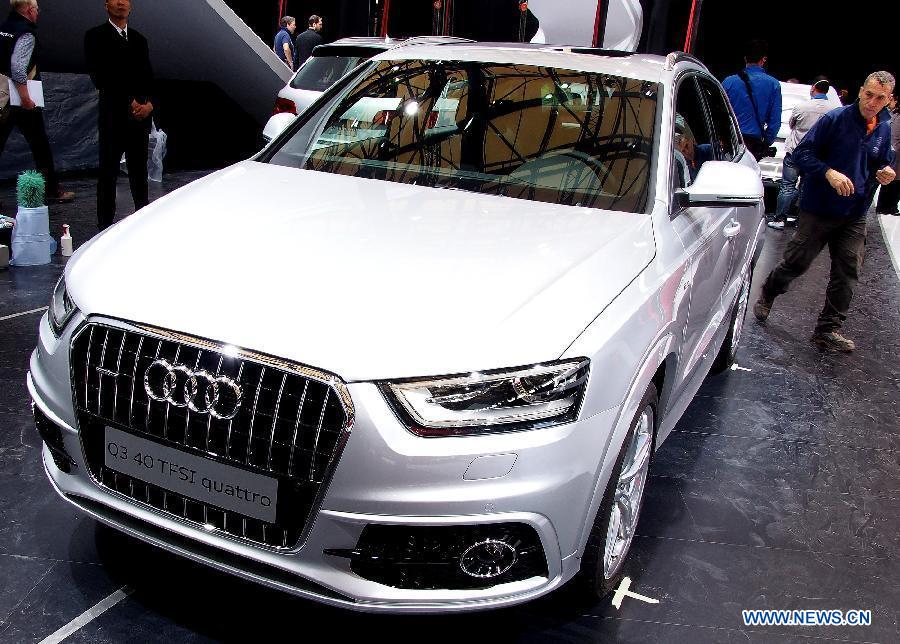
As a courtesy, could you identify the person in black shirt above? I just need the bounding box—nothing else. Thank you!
[84,0,154,230]
[0,0,75,203]
[294,15,323,69]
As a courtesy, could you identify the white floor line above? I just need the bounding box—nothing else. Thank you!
[879,214,900,282]
[0,306,48,322]
[37,586,133,644]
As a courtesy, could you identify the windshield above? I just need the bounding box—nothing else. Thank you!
[291,55,366,92]
[271,59,659,213]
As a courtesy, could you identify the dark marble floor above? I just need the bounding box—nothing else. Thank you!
[0,175,898,643]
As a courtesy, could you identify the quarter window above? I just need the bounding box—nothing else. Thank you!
[698,77,738,159]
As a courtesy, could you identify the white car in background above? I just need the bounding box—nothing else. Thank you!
[263,36,471,143]
[758,81,842,200]
[528,0,642,51]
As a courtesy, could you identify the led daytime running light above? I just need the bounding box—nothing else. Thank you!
[385,358,589,436]
[49,276,77,336]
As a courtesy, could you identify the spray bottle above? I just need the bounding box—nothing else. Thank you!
[61,224,73,257]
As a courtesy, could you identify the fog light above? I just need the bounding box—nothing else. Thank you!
[460,539,518,578]
[32,403,74,473]
[325,523,547,590]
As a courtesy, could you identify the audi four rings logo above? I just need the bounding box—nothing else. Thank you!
[143,359,243,420]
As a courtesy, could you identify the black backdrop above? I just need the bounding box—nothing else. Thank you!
[225,0,897,91]
[173,0,896,172]
[694,1,896,93]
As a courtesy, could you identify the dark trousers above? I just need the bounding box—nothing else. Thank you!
[875,180,900,214]
[761,211,866,333]
[97,116,150,230]
[0,106,61,195]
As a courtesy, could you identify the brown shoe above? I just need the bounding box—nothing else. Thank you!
[48,190,75,204]
[810,331,855,352]
[753,297,773,322]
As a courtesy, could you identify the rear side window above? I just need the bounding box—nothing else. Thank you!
[271,59,660,213]
[291,55,366,91]
[697,77,738,159]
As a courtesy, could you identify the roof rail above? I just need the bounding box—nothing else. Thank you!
[568,48,635,58]
[391,36,476,48]
[664,51,704,71]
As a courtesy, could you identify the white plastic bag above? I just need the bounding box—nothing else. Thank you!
[148,123,167,182]
[120,122,167,181]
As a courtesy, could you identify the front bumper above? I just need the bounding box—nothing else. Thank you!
[28,313,622,613]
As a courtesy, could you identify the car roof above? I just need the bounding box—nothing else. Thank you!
[778,81,842,106]
[314,37,397,52]
[317,36,474,52]
[370,43,671,81]
[780,81,819,99]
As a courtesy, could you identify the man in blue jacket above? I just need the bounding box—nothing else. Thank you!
[722,40,782,161]
[753,71,896,352]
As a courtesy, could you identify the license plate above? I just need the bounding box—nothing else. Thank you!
[104,426,278,523]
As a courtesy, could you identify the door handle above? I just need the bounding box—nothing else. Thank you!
[723,220,741,239]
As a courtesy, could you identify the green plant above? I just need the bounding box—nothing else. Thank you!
[17,170,46,209]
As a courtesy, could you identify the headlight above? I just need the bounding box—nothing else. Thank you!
[383,358,590,437]
[49,276,77,336]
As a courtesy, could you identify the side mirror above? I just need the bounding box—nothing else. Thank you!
[674,161,763,209]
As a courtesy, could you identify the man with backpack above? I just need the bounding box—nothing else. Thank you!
[723,39,782,161]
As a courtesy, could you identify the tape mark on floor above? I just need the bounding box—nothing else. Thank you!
[0,306,48,322]
[38,586,133,644]
[612,576,659,609]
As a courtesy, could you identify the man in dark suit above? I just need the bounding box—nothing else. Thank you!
[84,0,154,230]
[294,15,323,69]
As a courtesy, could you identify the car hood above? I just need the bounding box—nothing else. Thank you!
[67,162,654,381]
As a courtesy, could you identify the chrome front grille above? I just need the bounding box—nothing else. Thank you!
[71,322,352,549]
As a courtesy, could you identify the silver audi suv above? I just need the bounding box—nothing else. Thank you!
[29,44,764,612]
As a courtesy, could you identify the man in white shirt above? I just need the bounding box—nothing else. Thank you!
[770,78,836,230]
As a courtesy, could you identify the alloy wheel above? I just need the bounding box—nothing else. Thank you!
[730,270,751,360]
[603,405,654,580]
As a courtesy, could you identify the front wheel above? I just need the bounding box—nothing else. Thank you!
[579,383,657,598]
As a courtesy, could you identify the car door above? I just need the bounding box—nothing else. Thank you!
[669,74,737,382]
[697,74,758,311]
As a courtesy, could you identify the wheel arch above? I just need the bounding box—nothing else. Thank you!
[571,332,675,562]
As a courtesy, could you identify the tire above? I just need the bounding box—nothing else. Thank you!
[579,382,658,598]
[711,263,752,374]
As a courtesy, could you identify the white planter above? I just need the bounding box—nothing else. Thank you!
[11,205,55,266]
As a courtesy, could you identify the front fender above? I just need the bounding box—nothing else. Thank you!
[565,330,675,561]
